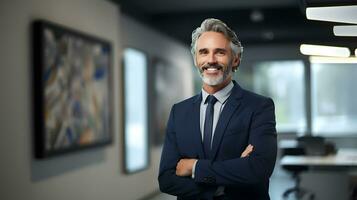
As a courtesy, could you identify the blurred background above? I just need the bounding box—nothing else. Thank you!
[1,0,357,199]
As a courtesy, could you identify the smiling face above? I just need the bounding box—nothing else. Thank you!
[195,31,239,94]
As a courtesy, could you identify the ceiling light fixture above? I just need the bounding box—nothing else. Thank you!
[306,5,357,24]
[300,44,351,57]
[250,10,264,23]
[262,31,274,40]
[333,25,357,36]
[310,56,357,64]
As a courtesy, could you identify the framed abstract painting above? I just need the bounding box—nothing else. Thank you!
[32,20,112,158]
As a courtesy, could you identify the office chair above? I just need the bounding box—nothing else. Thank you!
[281,136,327,200]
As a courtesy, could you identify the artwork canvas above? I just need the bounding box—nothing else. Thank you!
[32,20,112,158]
[152,57,185,146]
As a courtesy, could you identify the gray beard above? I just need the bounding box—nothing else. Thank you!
[198,64,233,86]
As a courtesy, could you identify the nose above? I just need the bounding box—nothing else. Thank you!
[207,53,217,64]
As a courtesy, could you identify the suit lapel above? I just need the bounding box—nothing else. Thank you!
[190,94,205,159]
[211,82,243,160]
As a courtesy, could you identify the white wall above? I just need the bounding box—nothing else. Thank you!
[0,0,194,200]
[119,14,195,197]
[120,15,194,99]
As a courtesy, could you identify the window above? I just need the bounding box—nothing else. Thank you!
[311,62,357,136]
[253,61,306,133]
[123,48,149,173]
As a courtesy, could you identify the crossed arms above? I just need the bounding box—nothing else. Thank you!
[175,144,254,177]
[158,98,277,198]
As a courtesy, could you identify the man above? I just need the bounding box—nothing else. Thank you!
[158,18,277,200]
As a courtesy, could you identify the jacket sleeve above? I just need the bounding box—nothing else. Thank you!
[194,98,277,186]
[158,104,202,198]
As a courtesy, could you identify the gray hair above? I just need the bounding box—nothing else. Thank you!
[191,18,243,65]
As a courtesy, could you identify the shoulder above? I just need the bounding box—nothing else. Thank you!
[240,88,275,110]
[173,94,200,108]
[243,89,272,102]
[231,81,273,106]
[168,94,200,118]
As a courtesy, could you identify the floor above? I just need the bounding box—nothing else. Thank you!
[147,165,296,200]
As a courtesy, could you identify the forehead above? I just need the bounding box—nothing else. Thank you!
[196,31,230,50]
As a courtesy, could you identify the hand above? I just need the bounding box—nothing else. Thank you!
[241,144,254,157]
[176,158,197,177]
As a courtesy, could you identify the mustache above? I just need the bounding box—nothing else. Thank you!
[201,63,224,71]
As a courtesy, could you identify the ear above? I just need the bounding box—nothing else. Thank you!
[232,56,240,71]
[232,65,239,72]
[193,56,198,67]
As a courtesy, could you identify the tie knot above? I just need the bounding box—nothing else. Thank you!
[205,95,218,105]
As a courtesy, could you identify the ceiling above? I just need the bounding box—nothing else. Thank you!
[112,0,357,47]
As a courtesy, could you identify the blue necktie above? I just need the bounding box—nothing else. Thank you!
[203,95,218,158]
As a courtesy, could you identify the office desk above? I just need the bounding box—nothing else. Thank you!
[281,148,357,168]
[280,148,357,200]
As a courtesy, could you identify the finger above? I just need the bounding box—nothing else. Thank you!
[247,144,254,151]
[241,149,249,157]
[176,159,184,176]
[241,144,254,157]
[176,165,182,176]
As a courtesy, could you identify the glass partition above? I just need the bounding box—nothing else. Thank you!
[253,61,306,133]
[311,62,357,136]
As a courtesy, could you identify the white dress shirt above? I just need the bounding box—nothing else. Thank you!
[199,81,233,142]
[192,81,234,196]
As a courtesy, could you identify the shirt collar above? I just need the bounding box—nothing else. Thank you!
[201,81,234,104]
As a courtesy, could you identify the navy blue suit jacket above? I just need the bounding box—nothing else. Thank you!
[158,81,277,200]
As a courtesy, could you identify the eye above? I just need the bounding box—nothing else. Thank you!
[216,49,226,56]
[198,49,208,55]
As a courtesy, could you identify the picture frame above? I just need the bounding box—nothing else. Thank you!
[32,20,112,159]
[152,57,185,146]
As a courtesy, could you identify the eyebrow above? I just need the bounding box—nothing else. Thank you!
[198,48,228,53]
[215,48,228,53]
[198,48,208,53]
